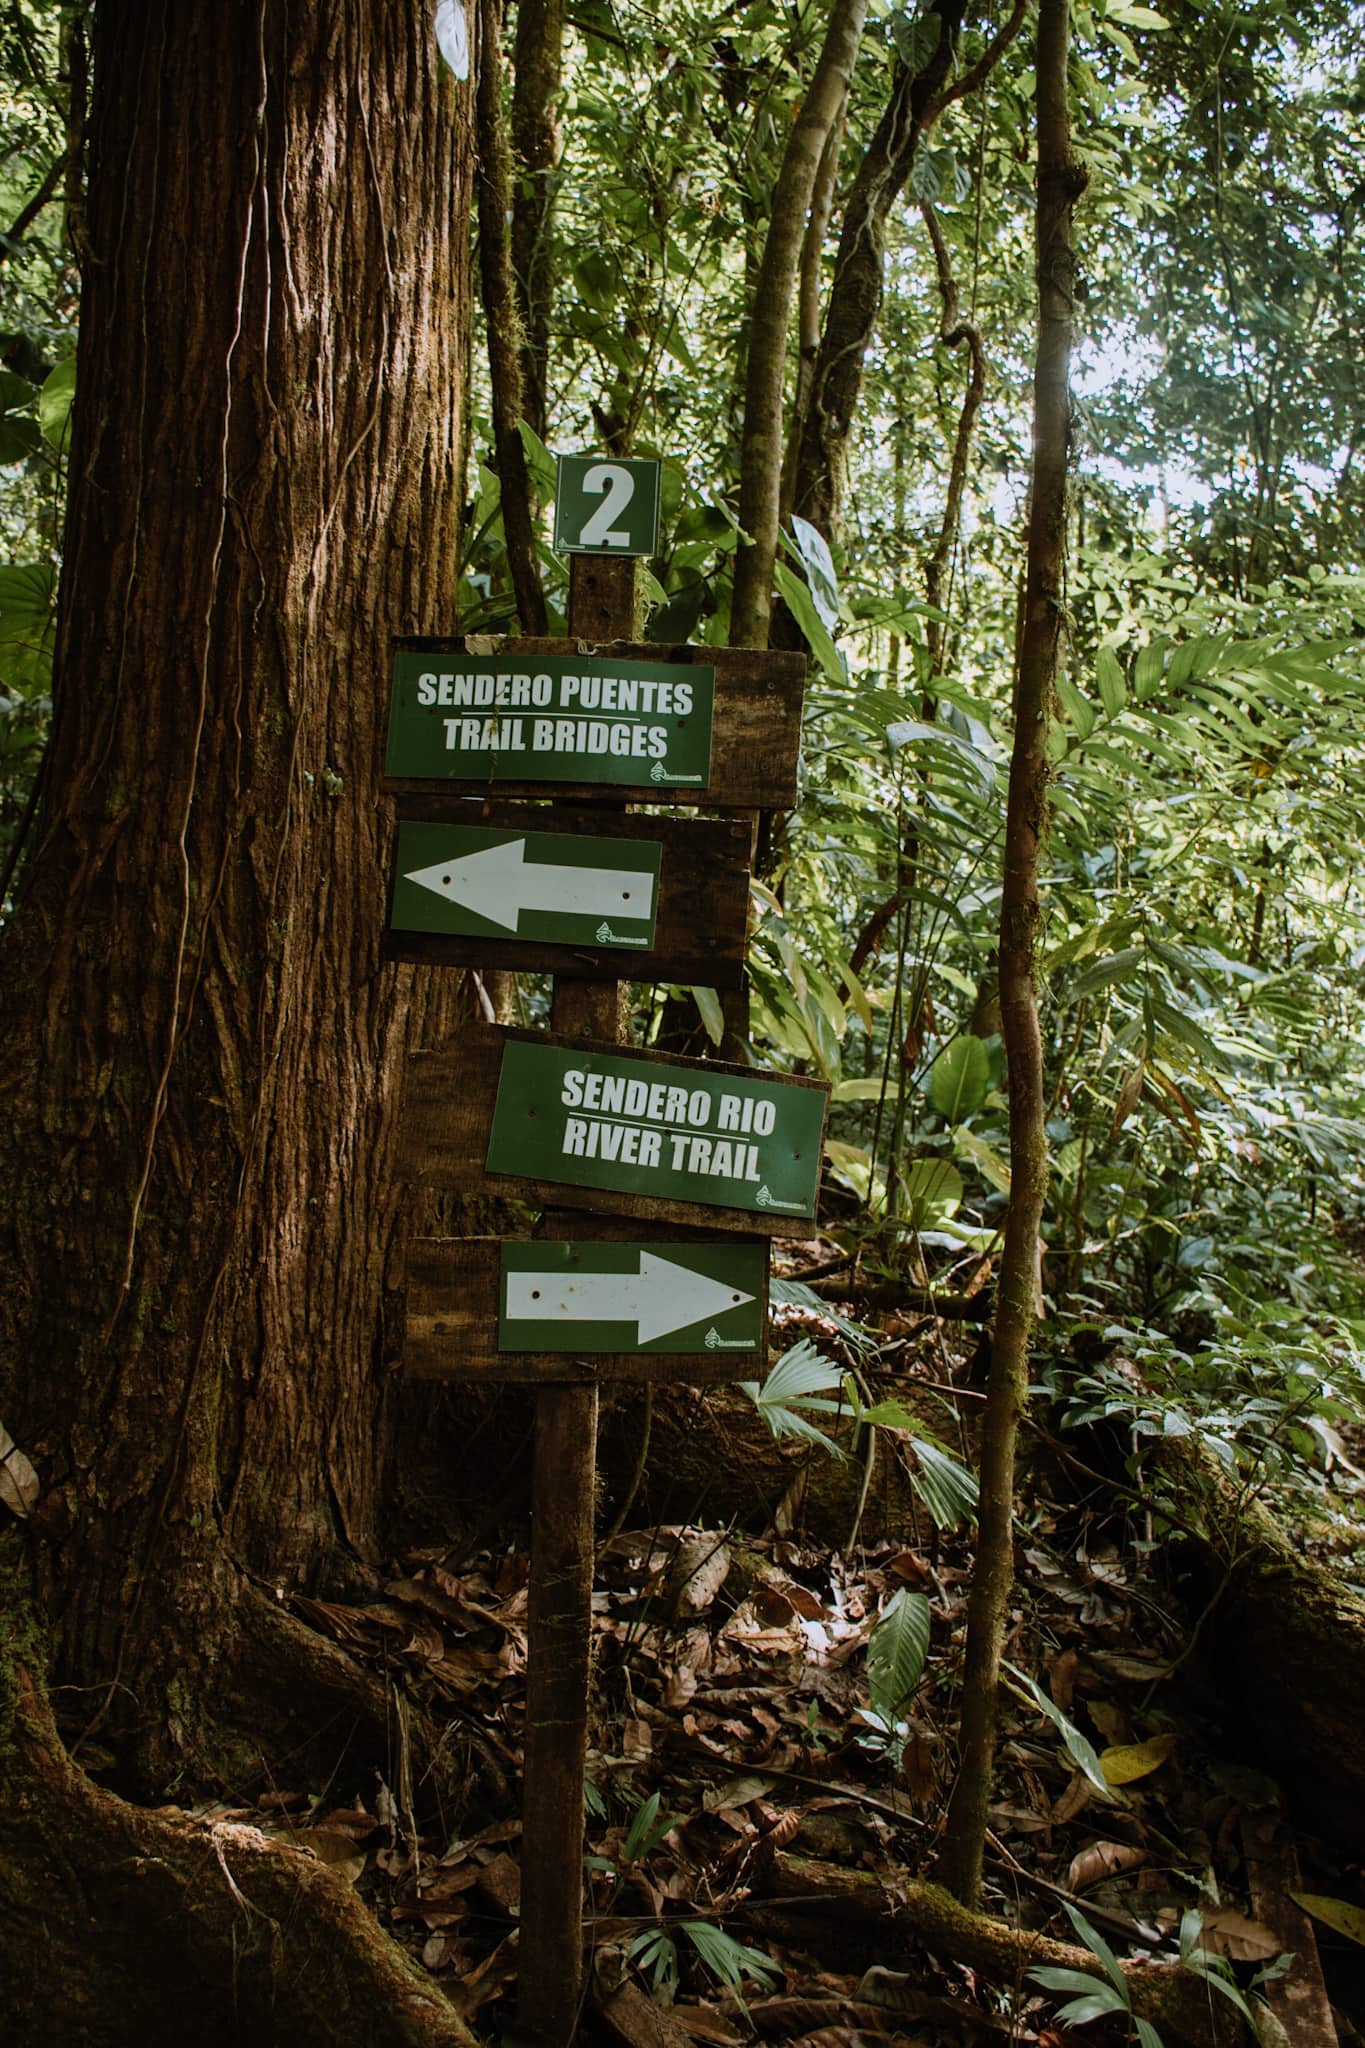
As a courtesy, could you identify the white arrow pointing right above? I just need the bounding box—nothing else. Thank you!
[505,1250,754,1345]
[405,837,655,934]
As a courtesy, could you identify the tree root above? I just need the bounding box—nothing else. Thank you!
[750,1852,1246,2047]
[1,1655,479,2048]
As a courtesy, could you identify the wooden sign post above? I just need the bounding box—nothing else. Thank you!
[385,512,818,2044]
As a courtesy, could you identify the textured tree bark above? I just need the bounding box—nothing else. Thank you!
[729,0,868,648]
[510,0,564,441]
[935,0,1086,1908]
[477,0,549,633]
[0,0,473,1799]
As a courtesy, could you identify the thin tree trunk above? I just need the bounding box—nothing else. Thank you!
[779,102,847,526]
[477,0,549,633]
[921,201,986,672]
[0,0,474,1790]
[935,0,1086,1908]
[730,0,869,649]
[785,0,1025,555]
[510,0,563,440]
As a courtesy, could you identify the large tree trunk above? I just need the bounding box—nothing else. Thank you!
[0,0,473,1795]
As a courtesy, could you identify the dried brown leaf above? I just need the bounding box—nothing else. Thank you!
[1065,1840,1149,1892]
[1049,1646,1078,1715]
[1198,1906,1280,1961]
[0,1422,39,1518]
[1050,1769,1093,1826]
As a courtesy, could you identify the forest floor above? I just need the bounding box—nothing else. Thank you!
[159,1288,1365,2047]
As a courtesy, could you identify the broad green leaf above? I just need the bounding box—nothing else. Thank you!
[681,1920,780,1990]
[38,360,76,451]
[866,1587,930,1719]
[903,1156,963,1224]
[1290,1893,1365,1947]
[773,560,845,681]
[928,1035,991,1120]
[1063,1901,1129,1996]
[909,1437,978,1526]
[690,985,724,1046]
[1134,638,1166,698]
[1005,1663,1116,1800]
[789,514,840,630]
[1096,645,1127,715]
[0,371,39,465]
[742,1340,846,1457]
[1056,671,1096,739]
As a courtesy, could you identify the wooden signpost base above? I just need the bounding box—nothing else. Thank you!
[386,529,816,2040]
[517,570,632,2044]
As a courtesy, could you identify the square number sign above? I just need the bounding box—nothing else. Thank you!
[554,455,661,557]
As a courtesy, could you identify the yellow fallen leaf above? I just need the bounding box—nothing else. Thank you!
[1291,1892,1365,1947]
[1099,1732,1177,1785]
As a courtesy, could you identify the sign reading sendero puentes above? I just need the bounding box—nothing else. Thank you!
[392,821,661,949]
[385,651,714,790]
[499,1241,765,1354]
[486,1040,826,1219]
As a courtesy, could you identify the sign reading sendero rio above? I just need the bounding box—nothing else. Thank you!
[392,821,661,949]
[385,651,714,790]
[486,1040,826,1219]
[499,1241,765,1354]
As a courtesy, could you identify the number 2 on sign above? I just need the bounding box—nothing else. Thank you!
[576,463,635,548]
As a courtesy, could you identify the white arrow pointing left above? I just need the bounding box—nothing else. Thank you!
[505,1250,754,1345]
[404,837,655,934]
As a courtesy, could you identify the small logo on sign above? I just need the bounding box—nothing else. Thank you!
[596,922,614,942]
[650,759,667,782]
[705,1326,720,1348]
[756,1185,774,1207]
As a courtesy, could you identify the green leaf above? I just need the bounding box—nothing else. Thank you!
[38,359,76,452]
[890,8,942,71]
[773,560,845,681]
[789,515,840,630]
[866,1587,930,1719]
[1056,671,1096,739]
[909,1437,979,1526]
[1005,1663,1116,1800]
[903,1156,963,1225]
[1063,1900,1129,1996]
[928,1035,991,1120]
[681,1920,780,1991]
[1290,1893,1365,1947]
[691,985,724,1046]
[741,1340,846,1457]
[0,371,39,465]
[1096,645,1127,715]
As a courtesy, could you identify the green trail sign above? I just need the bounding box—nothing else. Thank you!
[486,1039,826,1220]
[553,455,661,557]
[499,1241,766,1354]
[391,821,660,948]
[384,651,714,790]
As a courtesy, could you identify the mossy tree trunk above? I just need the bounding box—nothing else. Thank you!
[0,0,472,1801]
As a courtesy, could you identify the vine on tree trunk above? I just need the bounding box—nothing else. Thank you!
[934,0,1088,1908]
